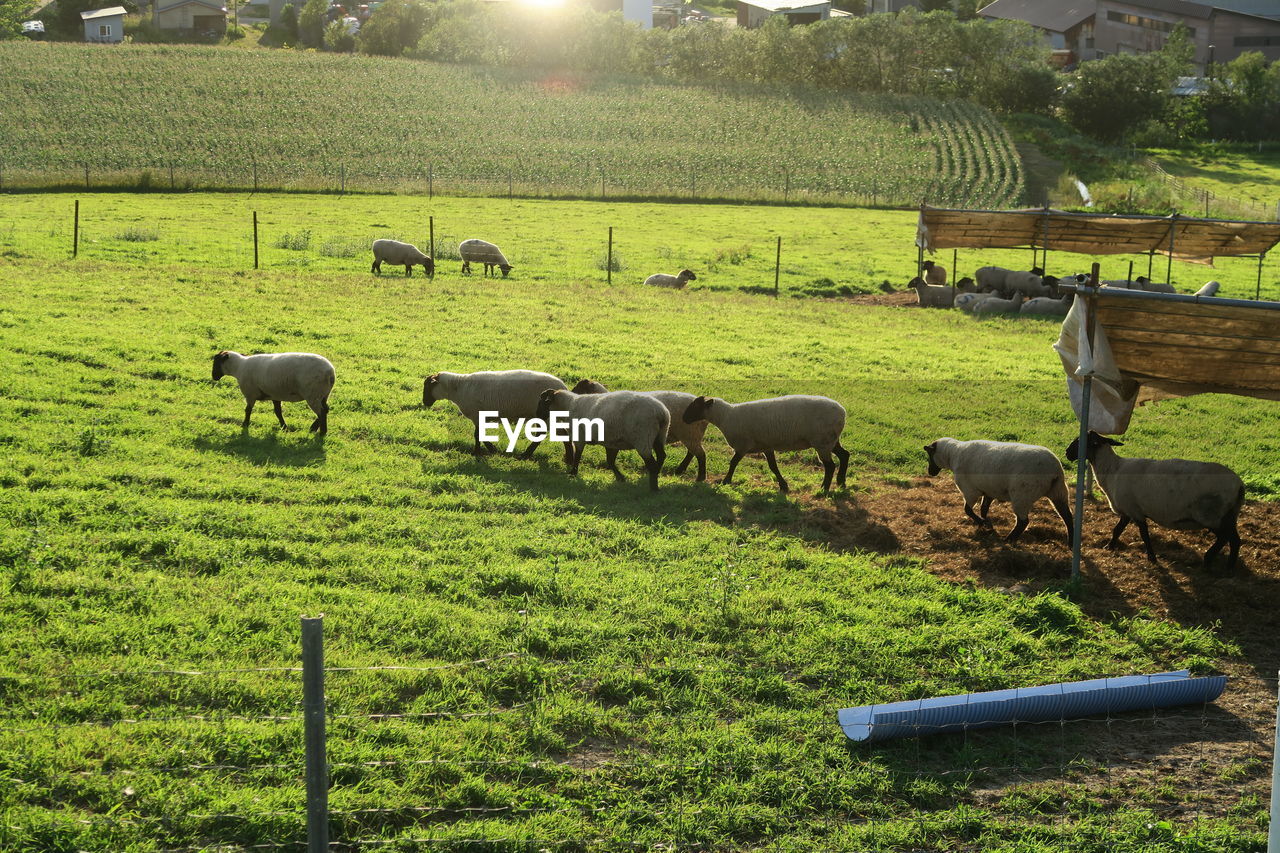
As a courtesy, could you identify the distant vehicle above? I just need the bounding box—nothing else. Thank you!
[21,20,45,37]
[341,15,359,34]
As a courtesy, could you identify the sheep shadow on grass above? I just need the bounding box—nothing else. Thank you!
[194,431,327,467]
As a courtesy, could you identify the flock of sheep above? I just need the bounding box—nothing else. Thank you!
[909,260,1220,317]
[207,238,1247,573]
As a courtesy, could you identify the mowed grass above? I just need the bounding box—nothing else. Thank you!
[0,193,1275,851]
[1149,147,1280,210]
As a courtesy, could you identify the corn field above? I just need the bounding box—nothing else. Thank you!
[0,43,1025,207]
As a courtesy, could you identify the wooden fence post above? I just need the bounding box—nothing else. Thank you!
[607,226,613,286]
[253,211,259,270]
[301,616,329,853]
[774,235,781,298]
[73,199,79,258]
[429,215,435,279]
[428,163,433,200]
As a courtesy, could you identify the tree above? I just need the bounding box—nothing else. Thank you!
[1,1,36,39]
[323,17,355,51]
[357,0,428,56]
[1061,54,1171,142]
[298,0,328,48]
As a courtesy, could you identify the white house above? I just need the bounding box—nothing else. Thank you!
[737,0,830,27]
[81,5,126,42]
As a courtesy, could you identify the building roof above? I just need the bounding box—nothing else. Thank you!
[1099,0,1212,19]
[80,5,126,19]
[156,0,226,12]
[741,0,829,11]
[1208,0,1280,19]
[977,0,1095,33]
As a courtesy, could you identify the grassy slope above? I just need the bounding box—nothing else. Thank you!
[0,193,1273,851]
[1147,147,1280,210]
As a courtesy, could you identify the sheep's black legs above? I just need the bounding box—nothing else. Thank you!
[1006,516,1028,543]
[1204,514,1240,570]
[242,400,255,429]
[371,259,381,274]
[764,451,789,493]
[963,501,986,525]
[273,400,287,429]
[518,441,542,460]
[1134,518,1161,565]
[471,424,496,456]
[646,437,665,491]
[817,450,836,492]
[308,400,329,435]
[833,441,849,488]
[693,451,706,482]
[673,449,693,474]
[566,442,583,477]
[1106,516,1130,549]
[1050,496,1074,545]
[979,496,993,521]
[404,265,412,276]
[605,448,626,481]
[723,452,744,485]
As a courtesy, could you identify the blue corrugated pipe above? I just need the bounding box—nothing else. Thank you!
[838,670,1227,743]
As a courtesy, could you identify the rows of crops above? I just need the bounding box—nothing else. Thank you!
[0,42,1026,206]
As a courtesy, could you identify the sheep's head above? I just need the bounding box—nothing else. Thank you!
[955,277,976,292]
[535,388,563,421]
[422,374,440,407]
[499,264,513,278]
[678,269,697,282]
[212,351,231,381]
[683,395,714,424]
[908,276,926,289]
[572,379,608,394]
[923,441,941,476]
[1030,266,1045,277]
[1065,430,1123,463]
[422,257,435,276]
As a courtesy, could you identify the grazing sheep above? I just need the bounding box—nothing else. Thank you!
[571,380,710,481]
[423,369,567,458]
[924,438,1073,544]
[909,276,955,308]
[1020,294,1073,317]
[459,239,512,277]
[921,260,947,286]
[371,239,434,277]
[212,350,335,435]
[682,394,848,493]
[955,291,996,313]
[1194,280,1221,297]
[972,292,1025,316]
[536,389,670,491]
[645,269,697,289]
[1066,431,1244,570]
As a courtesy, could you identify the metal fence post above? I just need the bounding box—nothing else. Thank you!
[301,615,329,853]
[253,211,259,270]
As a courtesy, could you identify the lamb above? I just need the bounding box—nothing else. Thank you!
[1194,280,1221,297]
[644,269,697,289]
[681,394,848,493]
[909,276,955,308]
[371,239,434,277]
[1066,431,1244,570]
[536,389,670,491]
[1019,294,1072,317]
[971,292,1025,316]
[921,260,947,286]
[458,239,512,277]
[571,380,710,482]
[212,350,335,435]
[423,369,567,458]
[924,438,1073,544]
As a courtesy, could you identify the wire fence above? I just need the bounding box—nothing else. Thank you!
[1140,158,1280,222]
[0,616,1274,851]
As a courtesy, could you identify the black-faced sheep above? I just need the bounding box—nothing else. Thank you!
[423,369,567,458]
[371,239,434,277]
[644,269,697,289]
[571,380,710,482]
[921,260,947,286]
[536,388,670,491]
[212,351,335,435]
[459,239,512,277]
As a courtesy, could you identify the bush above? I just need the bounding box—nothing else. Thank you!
[358,0,428,57]
[274,229,311,250]
[1061,54,1170,143]
[323,18,355,52]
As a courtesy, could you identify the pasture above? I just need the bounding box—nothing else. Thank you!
[1,192,1278,851]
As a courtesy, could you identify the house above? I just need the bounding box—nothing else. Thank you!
[864,0,919,11]
[737,0,831,27]
[153,0,227,35]
[977,0,1095,66]
[80,5,126,42]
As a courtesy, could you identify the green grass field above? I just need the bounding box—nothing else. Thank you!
[0,41,1024,207]
[1,192,1276,851]
[1148,147,1280,212]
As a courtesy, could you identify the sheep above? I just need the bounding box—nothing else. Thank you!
[921,260,947,286]
[681,394,848,493]
[212,350,335,435]
[458,239,512,277]
[536,389,670,491]
[644,269,697,289]
[924,438,1073,544]
[955,291,996,313]
[371,239,434,277]
[972,292,1025,316]
[1003,270,1052,298]
[423,369,567,458]
[1066,430,1244,570]
[909,276,955,308]
[1102,276,1175,293]
[954,276,977,293]
[570,380,710,481]
[1194,280,1220,297]
[975,266,1044,296]
[1019,294,1073,317]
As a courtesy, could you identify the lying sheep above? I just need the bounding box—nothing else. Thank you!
[371,239,434,277]
[921,260,947,286]
[910,276,955,308]
[972,292,1025,316]
[571,380,710,482]
[954,276,977,293]
[1066,431,1244,570]
[645,269,697,289]
[924,438,1073,544]
[1004,270,1052,298]
[459,239,512,277]
[212,350,335,435]
[1020,294,1072,317]
[423,369,566,457]
[1102,276,1175,293]
[975,266,1044,296]
[1194,280,1221,297]
[955,291,995,313]
[682,394,848,493]
[536,389,670,491]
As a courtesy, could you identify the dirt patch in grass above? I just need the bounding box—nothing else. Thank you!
[847,289,920,307]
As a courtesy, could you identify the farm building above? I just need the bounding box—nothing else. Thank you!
[80,6,126,42]
[153,0,227,35]
[736,0,830,27]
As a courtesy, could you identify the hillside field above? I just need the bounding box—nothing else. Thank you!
[0,41,1025,207]
[1,192,1279,851]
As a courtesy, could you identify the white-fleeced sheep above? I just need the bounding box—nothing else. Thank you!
[571,380,710,482]
[682,394,848,493]
[212,351,335,434]
[910,276,955,308]
[975,266,1044,296]
[955,291,996,313]
[644,269,697,289]
[921,260,947,286]
[924,438,1073,544]
[423,369,566,457]
[536,389,670,490]
[458,239,512,277]
[972,292,1025,316]
[1102,276,1176,293]
[1194,280,1221,297]
[371,239,434,277]
[1019,294,1072,317]
[1003,270,1052,298]
[1066,431,1245,570]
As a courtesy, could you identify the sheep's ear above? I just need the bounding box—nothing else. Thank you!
[539,389,557,402]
